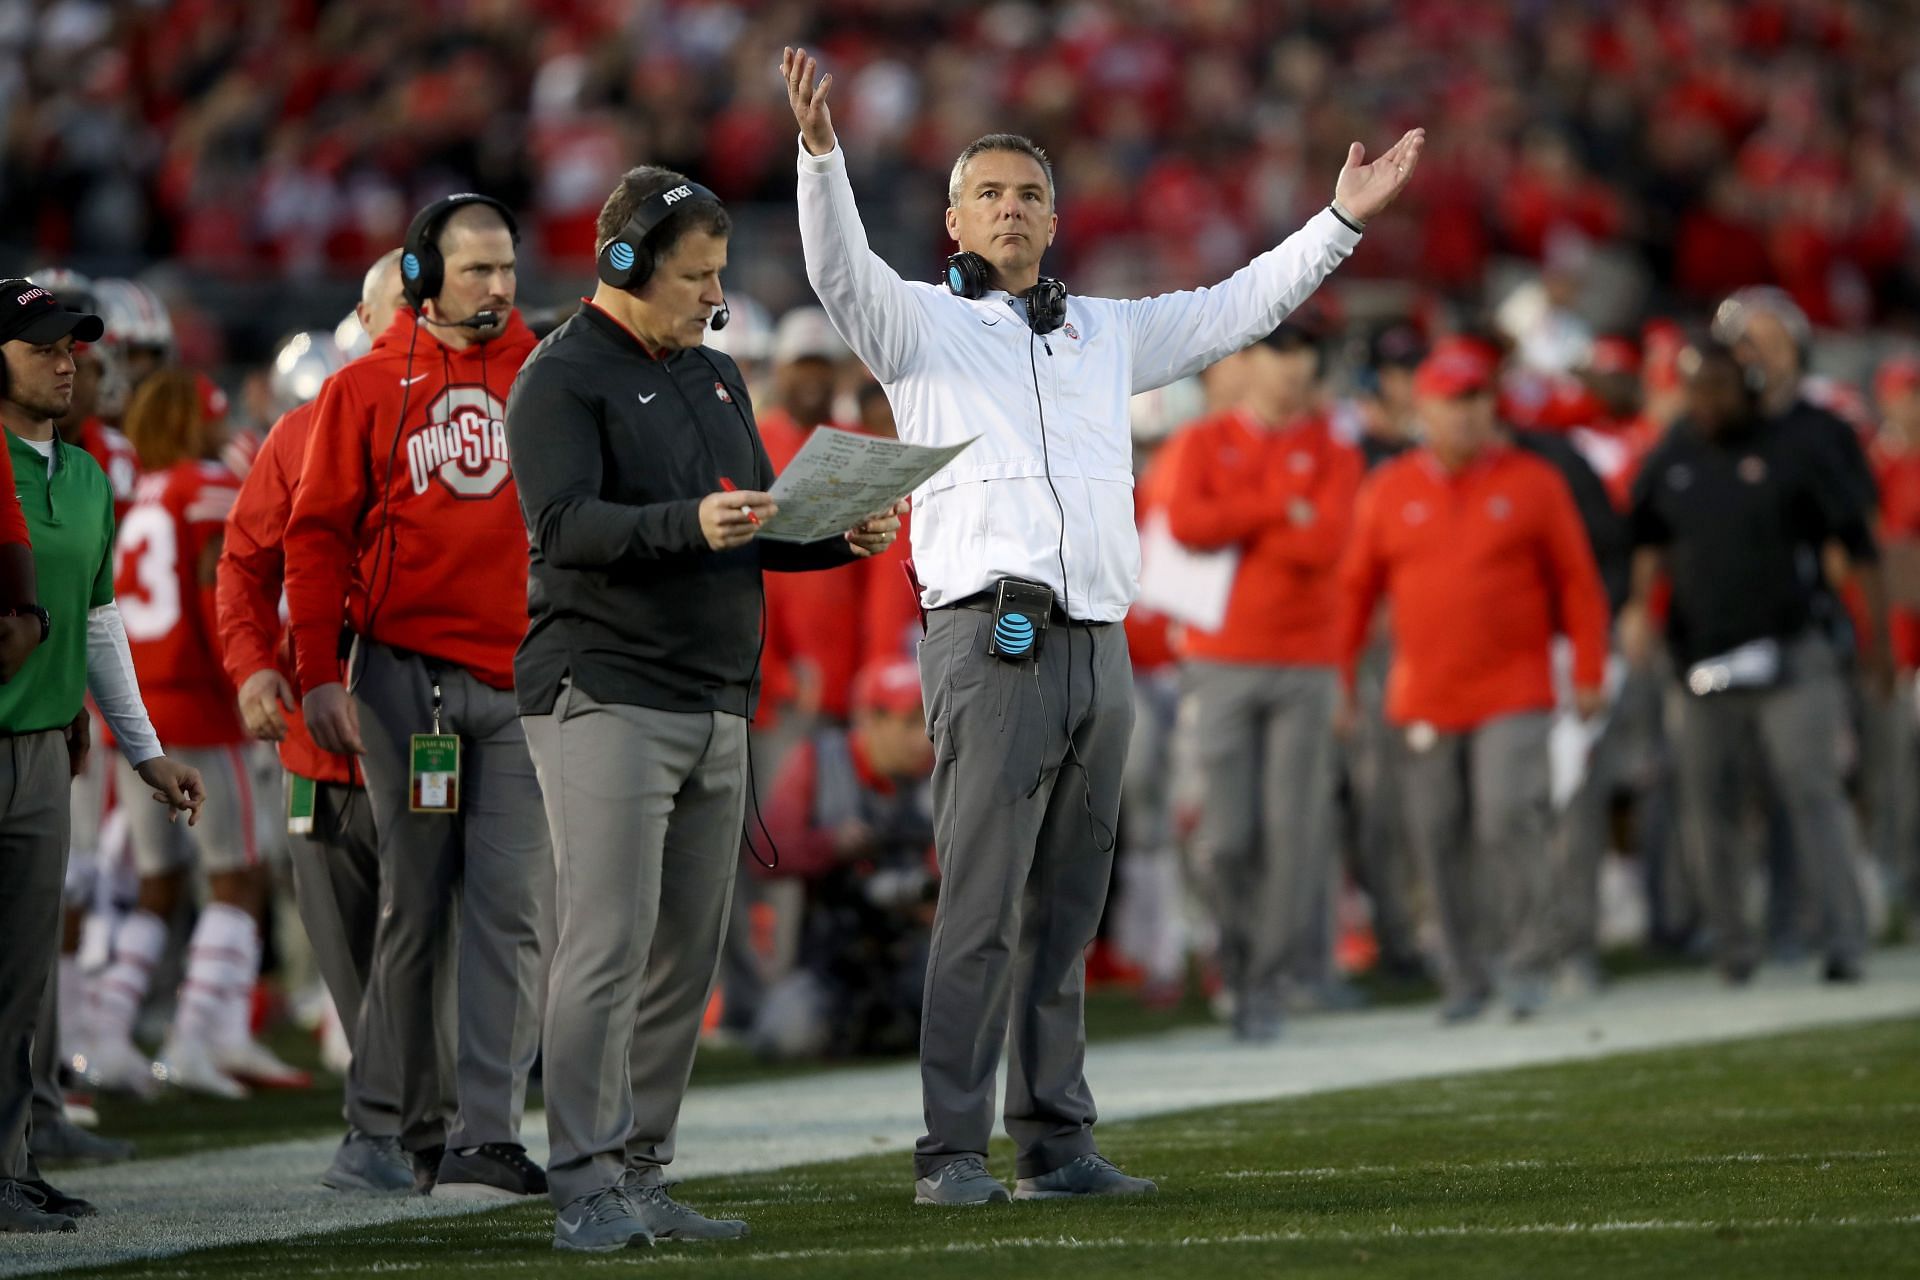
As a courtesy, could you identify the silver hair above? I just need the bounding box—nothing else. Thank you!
[1711,285,1811,363]
[362,247,404,307]
[947,133,1055,209]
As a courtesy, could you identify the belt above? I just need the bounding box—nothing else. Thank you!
[940,590,1104,628]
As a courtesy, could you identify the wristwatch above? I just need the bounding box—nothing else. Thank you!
[0,604,51,642]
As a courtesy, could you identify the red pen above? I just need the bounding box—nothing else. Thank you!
[718,475,759,524]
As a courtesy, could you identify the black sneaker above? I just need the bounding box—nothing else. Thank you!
[0,1178,75,1233]
[431,1142,548,1201]
[20,1178,96,1219]
[1822,957,1863,984]
[411,1144,445,1196]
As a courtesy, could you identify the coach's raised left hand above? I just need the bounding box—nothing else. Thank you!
[845,501,904,557]
[1333,128,1426,225]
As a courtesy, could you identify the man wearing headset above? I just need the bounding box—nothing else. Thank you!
[283,197,551,1201]
[506,166,899,1252]
[783,48,1422,1206]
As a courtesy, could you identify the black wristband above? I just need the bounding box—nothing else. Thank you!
[1328,203,1365,235]
[0,604,50,642]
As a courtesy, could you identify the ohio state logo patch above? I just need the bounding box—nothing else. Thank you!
[406,386,512,499]
[714,381,733,404]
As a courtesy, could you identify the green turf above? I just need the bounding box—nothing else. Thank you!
[84,1017,1920,1279]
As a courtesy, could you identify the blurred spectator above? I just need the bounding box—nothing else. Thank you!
[752,658,936,1060]
[5,1,1918,336]
[1338,338,1610,1022]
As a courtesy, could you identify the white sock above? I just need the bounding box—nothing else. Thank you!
[56,952,82,1064]
[88,909,166,1048]
[176,903,257,1049]
[223,915,264,1049]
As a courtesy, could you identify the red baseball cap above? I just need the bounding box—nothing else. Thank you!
[852,657,923,717]
[1876,354,1920,403]
[1413,337,1498,400]
[196,372,229,423]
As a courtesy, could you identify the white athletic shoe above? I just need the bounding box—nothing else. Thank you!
[318,1002,352,1076]
[215,1037,313,1090]
[156,1037,249,1099]
[74,1036,161,1099]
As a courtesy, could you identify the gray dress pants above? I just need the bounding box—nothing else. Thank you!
[352,642,551,1154]
[524,680,746,1209]
[1672,633,1867,971]
[0,731,69,1182]
[914,608,1132,1181]
[1398,711,1555,1002]
[1184,660,1340,1018]
[289,781,404,1133]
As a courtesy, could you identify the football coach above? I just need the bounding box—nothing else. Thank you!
[505,166,900,1252]
[782,46,1422,1206]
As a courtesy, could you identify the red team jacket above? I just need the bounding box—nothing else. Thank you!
[284,309,537,694]
[114,459,246,747]
[1166,410,1362,668]
[216,400,354,785]
[1337,444,1610,731]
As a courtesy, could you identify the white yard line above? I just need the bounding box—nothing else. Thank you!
[5,949,1918,1276]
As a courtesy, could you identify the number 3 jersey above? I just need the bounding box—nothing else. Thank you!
[115,459,246,746]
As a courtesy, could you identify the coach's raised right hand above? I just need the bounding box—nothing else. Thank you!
[304,681,365,756]
[700,490,779,552]
[782,46,836,156]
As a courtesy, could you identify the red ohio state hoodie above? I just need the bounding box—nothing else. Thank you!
[284,308,537,693]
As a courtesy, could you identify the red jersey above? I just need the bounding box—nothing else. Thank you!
[114,460,245,747]
[284,309,538,694]
[76,418,140,523]
[0,431,23,548]
[760,406,870,720]
[1338,445,1609,731]
[1166,410,1361,667]
[1124,435,1189,674]
[217,401,355,785]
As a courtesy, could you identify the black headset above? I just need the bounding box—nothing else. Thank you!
[400,193,520,310]
[945,251,1068,336]
[596,179,730,330]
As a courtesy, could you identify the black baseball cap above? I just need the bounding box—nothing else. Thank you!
[0,278,104,345]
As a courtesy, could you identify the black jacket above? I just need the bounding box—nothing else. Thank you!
[506,303,856,718]
[1629,414,1877,668]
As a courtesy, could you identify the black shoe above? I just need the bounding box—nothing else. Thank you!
[1822,958,1863,984]
[1720,961,1755,987]
[431,1142,547,1201]
[411,1144,445,1196]
[20,1178,96,1219]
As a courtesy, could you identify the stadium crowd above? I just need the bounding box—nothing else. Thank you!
[0,0,1917,1246]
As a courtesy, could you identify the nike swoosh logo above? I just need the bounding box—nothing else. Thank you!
[980,317,1001,327]
[400,374,429,386]
[638,392,657,404]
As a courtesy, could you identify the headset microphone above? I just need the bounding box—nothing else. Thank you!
[461,310,500,329]
[710,299,730,332]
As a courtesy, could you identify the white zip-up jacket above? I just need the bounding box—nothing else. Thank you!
[796,140,1361,622]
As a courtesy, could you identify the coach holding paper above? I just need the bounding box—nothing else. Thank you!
[507,167,899,1252]
[783,48,1422,1205]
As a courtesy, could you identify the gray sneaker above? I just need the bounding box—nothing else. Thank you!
[913,1156,1012,1206]
[321,1129,414,1194]
[0,1179,75,1234]
[554,1184,652,1254]
[625,1176,750,1240]
[1014,1153,1157,1200]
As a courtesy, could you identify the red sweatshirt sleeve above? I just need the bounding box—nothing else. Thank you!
[1538,467,1611,691]
[284,378,370,695]
[217,411,300,689]
[1335,472,1390,689]
[1164,421,1285,551]
[1255,440,1361,569]
[0,441,26,547]
[759,738,840,879]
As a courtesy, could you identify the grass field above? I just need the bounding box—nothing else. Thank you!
[71,1016,1920,1280]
